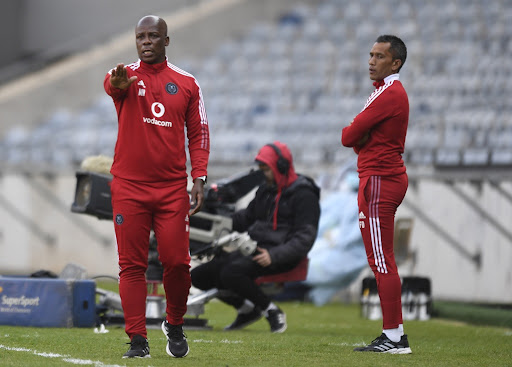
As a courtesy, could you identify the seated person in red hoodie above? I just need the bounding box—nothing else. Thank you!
[191,141,321,333]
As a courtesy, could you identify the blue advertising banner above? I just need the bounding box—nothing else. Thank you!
[0,277,95,328]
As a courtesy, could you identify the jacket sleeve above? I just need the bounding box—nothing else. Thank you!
[268,189,320,265]
[341,90,395,147]
[186,79,210,180]
[231,196,257,233]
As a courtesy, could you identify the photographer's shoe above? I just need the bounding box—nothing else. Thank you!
[122,334,150,358]
[224,307,263,331]
[266,308,287,333]
[161,321,189,358]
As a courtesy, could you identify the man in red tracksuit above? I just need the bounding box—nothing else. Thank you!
[341,35,412,354]
[104,15,209,359]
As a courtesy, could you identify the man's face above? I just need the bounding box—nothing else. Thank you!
[259,163,275,185]
[135,20,169,64]
[368,42,401,81]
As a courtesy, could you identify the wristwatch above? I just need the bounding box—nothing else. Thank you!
[196,175,207,184]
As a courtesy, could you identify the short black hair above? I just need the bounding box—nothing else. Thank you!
[376,35,407,72]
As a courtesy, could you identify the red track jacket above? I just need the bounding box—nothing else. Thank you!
[104,59,209,182]
[341,74,409,178]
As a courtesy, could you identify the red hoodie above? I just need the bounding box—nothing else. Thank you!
[255,142,298,229]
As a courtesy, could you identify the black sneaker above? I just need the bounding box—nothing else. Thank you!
[161,320,189,358]
[394,334,412,354]
[353,333,412,354]
[122,334,150,358]
[224,307,263,331]
[265,308,287,333]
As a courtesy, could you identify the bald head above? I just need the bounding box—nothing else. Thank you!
[135,15,169,64]
[137,15,167,36]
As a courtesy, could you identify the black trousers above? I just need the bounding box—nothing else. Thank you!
[191,250,298,310]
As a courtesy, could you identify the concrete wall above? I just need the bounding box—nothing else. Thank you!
[396,180,512,303]
[0,1,24,67]
[21,0,190,59]
[0,173,117,277]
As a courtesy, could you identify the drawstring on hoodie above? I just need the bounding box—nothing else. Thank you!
[273,166,288,230]
[272,189,282,230]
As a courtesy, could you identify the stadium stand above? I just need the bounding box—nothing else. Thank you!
[1,0,511,176]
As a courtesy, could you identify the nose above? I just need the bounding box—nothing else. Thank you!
[368,56,375,65]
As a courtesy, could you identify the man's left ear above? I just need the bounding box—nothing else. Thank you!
[392,59,402,72]
[165,36,170,47]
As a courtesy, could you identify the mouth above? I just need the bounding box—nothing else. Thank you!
[142,49,153,57]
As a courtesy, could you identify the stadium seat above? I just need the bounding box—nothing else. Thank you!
[2,0,510,173]
[255,257,309,285]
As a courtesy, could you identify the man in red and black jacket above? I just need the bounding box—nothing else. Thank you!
[191,142,320,333]
[342,35,412,354]
[104,15,209,359]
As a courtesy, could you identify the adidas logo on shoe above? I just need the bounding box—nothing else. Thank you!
[353,333,412,354]
[122,335,150,358]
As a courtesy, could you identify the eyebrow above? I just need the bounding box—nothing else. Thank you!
[136,30,161,36]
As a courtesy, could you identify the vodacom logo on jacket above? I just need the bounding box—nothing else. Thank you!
[142,102,173,127]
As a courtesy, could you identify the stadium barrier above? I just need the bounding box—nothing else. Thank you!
[0,277,96,327]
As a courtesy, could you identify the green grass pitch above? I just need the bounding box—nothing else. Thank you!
[1,297,511,367]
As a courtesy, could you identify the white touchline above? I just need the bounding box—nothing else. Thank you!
[0,344,129,367]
